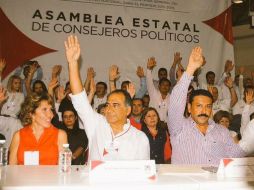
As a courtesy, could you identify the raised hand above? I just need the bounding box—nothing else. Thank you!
[186,47,203,76]
[52,65,62,78]
[65,35,81,64]
[0,58,6,73]
[65,35,83,94]
[173,52,182,65]
[109,65,120,81]
[87,67,95,80]
[126,82,136,99]
[0,86,8,103]
[48,77,59,90]
[147,57,156,70]
[224,60,234,74]
[136,66,145,78]
[245,89,254,105]
[29,64,38,75]
[56,86,67,103]
[224,76,233,88]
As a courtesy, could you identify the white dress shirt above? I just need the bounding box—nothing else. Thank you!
[70,91,150,161]
[1,92,24,117]
[146,70,170,122]
[92,95,107,112]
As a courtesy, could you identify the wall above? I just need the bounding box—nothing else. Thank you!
[233,24,254,77]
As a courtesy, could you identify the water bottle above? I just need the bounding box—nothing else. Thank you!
[0,140,8,166]
[58,144,72,173]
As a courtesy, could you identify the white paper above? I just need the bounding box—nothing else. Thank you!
[217,157,254,177]
[24,151,39,165]
[89,160,156,182]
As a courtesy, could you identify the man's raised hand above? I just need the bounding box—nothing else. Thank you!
[65,35,81,65]
[147,57,156,70]
[186,47,203,76]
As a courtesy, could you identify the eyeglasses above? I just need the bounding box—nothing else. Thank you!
[63,115,75,119]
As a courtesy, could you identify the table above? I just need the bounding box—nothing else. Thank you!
[1,165,254,190]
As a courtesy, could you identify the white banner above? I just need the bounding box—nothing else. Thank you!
[0,0,233,87]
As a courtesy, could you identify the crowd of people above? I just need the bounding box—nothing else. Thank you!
[0,35,254,166]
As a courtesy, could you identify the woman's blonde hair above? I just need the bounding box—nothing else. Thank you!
[19,92,53,126]
[7,75,22,92]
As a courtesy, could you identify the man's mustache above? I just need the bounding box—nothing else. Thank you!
[198,114,209,118]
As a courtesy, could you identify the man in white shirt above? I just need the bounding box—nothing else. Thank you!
[93,82,107,112]
[208,76,238,115]
[153,67,168,90]
[146,57,170,123]
[200,71,216,90]
[65,35,150,161]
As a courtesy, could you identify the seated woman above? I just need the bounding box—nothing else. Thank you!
[9,93,67,165]
[60,107,88,165]
[140,107,171,164]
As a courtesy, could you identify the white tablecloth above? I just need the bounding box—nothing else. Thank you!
[0,165,254,190]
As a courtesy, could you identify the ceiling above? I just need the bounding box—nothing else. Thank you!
[232,0,252,26]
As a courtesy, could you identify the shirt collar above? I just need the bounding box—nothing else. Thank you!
[188,117,216,134]
[110,119,131,138]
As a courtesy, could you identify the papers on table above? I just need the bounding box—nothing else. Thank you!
[217,157,254,177]
[89,160,156,182]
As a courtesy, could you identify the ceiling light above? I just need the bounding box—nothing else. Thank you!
[232,0,243,3]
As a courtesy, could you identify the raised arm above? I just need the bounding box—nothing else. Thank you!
[0,58,6,82]
[224,76,238,107]
[87,76,96,104]
[146,57,158,99]
[65,35,104,138]
[51,65,62,80]
[168,47,203,135]
[34,62,43,81]
[109,65,119,92]
[48,65,62,97]
[169,52,182,87]
[84,67,95,92]
[135,66,147,98]
[218,60,234,86]
[48,78,59,98]
[0,86,8,111]
[238,66,245,100]
[25,64,37,95]
[65,35,82,94]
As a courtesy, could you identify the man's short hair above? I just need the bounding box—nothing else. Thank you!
[121,80,131,89]
[132,98,144,106]
[206,71,215,78]
[159,78,171,86]
[96,81,107,90]
[189,89,213,104]
[107,89,132,107]
[158,67,167,74]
